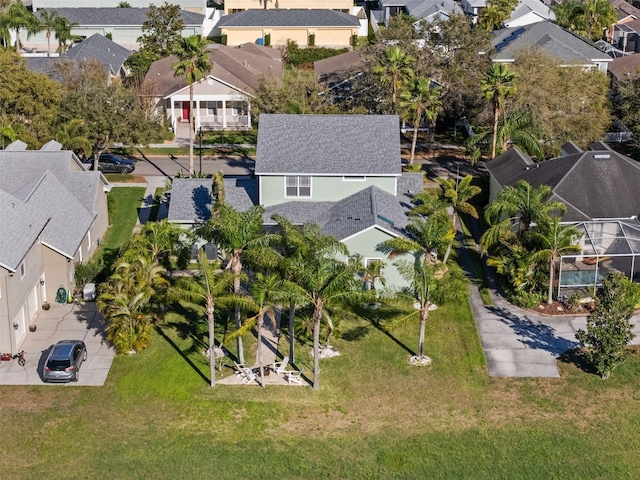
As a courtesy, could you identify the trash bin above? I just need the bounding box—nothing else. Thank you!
[83,283,96,301]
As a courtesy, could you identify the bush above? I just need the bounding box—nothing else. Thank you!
[221,34,227,45]
[282,40,349,66]
[74,259,104,293]
[264,33,271,47]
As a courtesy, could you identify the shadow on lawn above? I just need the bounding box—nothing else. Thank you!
[557,348,598,376]
[155,325,210,385]
[353,305,416,356]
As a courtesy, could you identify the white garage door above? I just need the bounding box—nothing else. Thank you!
[27,286,38,321]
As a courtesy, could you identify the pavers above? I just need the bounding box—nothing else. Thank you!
[0,302,115,386]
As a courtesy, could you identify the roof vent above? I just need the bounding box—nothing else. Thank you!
[594,154,610,159]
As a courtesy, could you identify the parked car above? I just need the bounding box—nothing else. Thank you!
[83,153,135,174]
[43,340,87,383]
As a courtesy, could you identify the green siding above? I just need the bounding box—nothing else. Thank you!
[341,226,411,290]
[260,175,397,207]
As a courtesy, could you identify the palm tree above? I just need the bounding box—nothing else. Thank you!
[98,256,169,353]
[195,204,273,365]
[527,218,582,304]
[284,254,370,390]
[169,252,236,387]
[227,273,291,386]
[172,35,212,177]
[481,180,567,249]
[480,63,517,159]
[0,11,11,49]
[387,257,466,361]
[351,254,387,292]
[581,0,617,41]
[7,1,39,52]
[0,122,16,149]
[399,78,442,164]
[125,219,191,271]
[37,9,59,57]
[53,16,77,53]
[439,175,481,264]
[373,46,415,114]
[467,111,544,163]
[378,215,453,265]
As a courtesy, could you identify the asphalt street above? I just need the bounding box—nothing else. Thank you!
[133,154,255,177]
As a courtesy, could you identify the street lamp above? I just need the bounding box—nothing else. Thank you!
[198,127,203,174]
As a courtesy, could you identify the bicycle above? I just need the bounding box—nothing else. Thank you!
[12,351,26,366]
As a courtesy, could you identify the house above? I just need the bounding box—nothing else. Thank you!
[372,0,464,26]
[222,0,355,14]
[492,20,612,72]
[460,0,487,21]
[218,9,360,48]
[144,43,282,133]
[608,52,640,85]
[503,0,555,28]
[26,34,131,84]
[31,0,208,15]
[23,8,205,51]
[610,0,640,25]
[0,141,111,355]
[168,114,425,288]
[314,50,365,96]
[485,143,640,296]
[612,18,640,53]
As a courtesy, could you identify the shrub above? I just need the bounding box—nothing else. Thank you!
[282,39,349,66]
[221,34,227,45]
[264,33,271,47]
[308,33,315,47]
[74,259,104,293]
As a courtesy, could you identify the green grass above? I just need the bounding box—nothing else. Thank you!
[3,284,640,478]
[139,146,256,157]
[103,173,138,183]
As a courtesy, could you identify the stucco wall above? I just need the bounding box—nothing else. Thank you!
[222,27,354,47]
[42,247,73,306]
[259,175,397,207]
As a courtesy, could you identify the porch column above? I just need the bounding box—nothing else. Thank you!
[247,102,251,129]
[196,100,201,130]
[222,100,227,129]
[170,100,175,129]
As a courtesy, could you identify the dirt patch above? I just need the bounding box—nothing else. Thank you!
[529,300,593,316]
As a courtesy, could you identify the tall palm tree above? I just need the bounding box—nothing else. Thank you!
[399,78,442,164]
[172,35,212,177]
[481,180,567,249]
[373,46,415,114]
[7,0,39,52]
[439,175,481,264]
[125,219,192,271]
[169,252,236,387]
[227,273,292,386]
[195,203,273,365]
[481,63,517,159]
[53,16,77,53]
[378,215,453,265]
[0,11,11,49]
[283,254,370,390]
[581,0,617,41]
[467,110,544,163]
[37,9,59,57]
[527,218,582,304]
[351,254,387,292]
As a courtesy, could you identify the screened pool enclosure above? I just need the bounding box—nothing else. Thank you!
[557,219,640,298]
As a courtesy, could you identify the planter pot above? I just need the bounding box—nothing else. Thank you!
[42,303,50,310]
[29,325,37,332]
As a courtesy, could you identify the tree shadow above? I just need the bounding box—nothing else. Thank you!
[487,306,579,356]
[557,348,598,375]
[155,325,210,385]
[352,304,416,356]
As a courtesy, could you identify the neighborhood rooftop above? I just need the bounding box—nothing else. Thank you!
[255,114,402,176]
[38,7,204,26]
[218,9,361,28]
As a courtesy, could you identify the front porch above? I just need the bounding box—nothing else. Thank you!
[169,99,251,133]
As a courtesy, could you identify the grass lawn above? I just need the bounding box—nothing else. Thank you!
[2,283,640,478]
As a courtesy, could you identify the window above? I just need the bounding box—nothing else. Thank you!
[343,176,366,182]
[365,258,383,267]
[285,176,311,198]
[19,261,25,279]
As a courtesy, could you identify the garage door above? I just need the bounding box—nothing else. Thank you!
[27,286,38,322]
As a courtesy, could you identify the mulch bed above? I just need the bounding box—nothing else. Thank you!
[530,300,594,316]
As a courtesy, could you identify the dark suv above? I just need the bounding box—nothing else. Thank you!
[83,153,135,174]
[43,340,87,383]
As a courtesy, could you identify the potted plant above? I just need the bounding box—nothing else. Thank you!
[29,324,37,332]
[42,301,50,311]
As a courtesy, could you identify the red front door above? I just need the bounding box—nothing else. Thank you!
[182,102,191,122]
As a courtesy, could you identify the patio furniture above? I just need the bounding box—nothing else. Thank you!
[285,367,304,385]
[241,367,257,384]
[233,361,246,377]
[272,356,289,376]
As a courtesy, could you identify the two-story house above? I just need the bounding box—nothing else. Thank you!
[168,114,424,288]
[0,141,110,355]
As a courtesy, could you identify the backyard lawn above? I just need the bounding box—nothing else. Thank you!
[2,287,640,479]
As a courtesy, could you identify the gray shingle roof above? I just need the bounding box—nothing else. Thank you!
[314,50,364,84]
[62,33,131,76]
[167,178,258,223]
[144,44,282,97]
[492,21,611,64]
[218,9,360,28]
[255,114,402,175]
[0,189,50,272]
[486,146,640,221]
[42,7,204,26]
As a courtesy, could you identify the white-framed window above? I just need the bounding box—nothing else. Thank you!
[19,261,26,279]
[285,176,311,198]
[343,176,366,182]
[365,257,383,267]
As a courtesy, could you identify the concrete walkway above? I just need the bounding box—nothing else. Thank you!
[0,302,115,386]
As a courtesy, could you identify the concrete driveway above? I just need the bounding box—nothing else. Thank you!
[0,302,115,386]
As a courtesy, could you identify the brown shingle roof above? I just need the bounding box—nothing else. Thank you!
[608,53,640,81]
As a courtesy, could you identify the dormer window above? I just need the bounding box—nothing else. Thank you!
[285,176,311,198]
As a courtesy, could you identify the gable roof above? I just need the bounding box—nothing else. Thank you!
[505,0,556,26]
[608,53,640,81]
[42,7,204,26]
[486,145,640,221]
[255,114,401,175]
[314,50,364,84]
[0,189,50,272]
[218,9,360,28]
[144,44,282,97]
[611,0,640,21]
[492,21,611,65]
